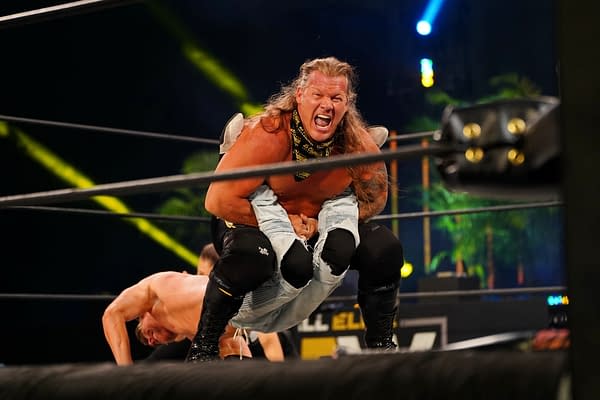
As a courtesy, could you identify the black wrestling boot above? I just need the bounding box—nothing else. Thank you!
[186,278,243,363]
[358,282,399,350]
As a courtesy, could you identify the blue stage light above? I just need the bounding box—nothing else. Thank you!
[416,20,431,36]
[415,0,446,36]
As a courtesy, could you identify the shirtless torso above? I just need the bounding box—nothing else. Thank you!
[102,272,251,365]
[205,114,385,226]
[145,272,206,338]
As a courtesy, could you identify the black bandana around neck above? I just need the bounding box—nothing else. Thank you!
[290,109,338,181]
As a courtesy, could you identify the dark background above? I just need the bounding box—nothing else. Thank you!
[0,0,559,365]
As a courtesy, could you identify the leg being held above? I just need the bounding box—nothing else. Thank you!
[320,228,356,276]
[280,239,313,288]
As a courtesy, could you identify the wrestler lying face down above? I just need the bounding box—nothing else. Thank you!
[126,243,287,363]
[102,271,251,365]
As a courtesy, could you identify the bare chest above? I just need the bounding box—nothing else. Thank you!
[268,168,352,217]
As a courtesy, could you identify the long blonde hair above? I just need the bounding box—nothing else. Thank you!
[252,57,386,209]
[253,56,366,153]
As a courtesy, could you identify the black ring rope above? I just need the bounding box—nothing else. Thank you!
[371,200,563,222]
[328,285,567,303]
[0,144,452,208]
[0,114,435,145]
[2,200,563,223]
[0,293,116,301]
[0,285,566,302]
[2,205,212,223]
[386,130,437,142]
[0,0,142,29]
[0,114,220,145]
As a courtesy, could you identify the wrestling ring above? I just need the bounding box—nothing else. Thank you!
[0,1,592,399]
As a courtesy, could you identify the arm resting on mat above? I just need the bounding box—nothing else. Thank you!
[102,276,156,366]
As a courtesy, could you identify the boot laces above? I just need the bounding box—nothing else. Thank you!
[233,328,249,360]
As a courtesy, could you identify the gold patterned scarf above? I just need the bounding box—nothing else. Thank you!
[290,109,339,181]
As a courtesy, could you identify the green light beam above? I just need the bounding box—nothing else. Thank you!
[1,121,199,267]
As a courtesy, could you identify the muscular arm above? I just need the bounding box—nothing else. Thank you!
[355,162,388,221]
[352,130,389,221]
[205,121,290,226]
[102,277,155,366]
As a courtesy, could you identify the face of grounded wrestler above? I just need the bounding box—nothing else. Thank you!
[295,70,349,143]
[138,312,178,347]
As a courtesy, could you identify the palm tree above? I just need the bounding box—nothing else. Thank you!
[408,73,557,288]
